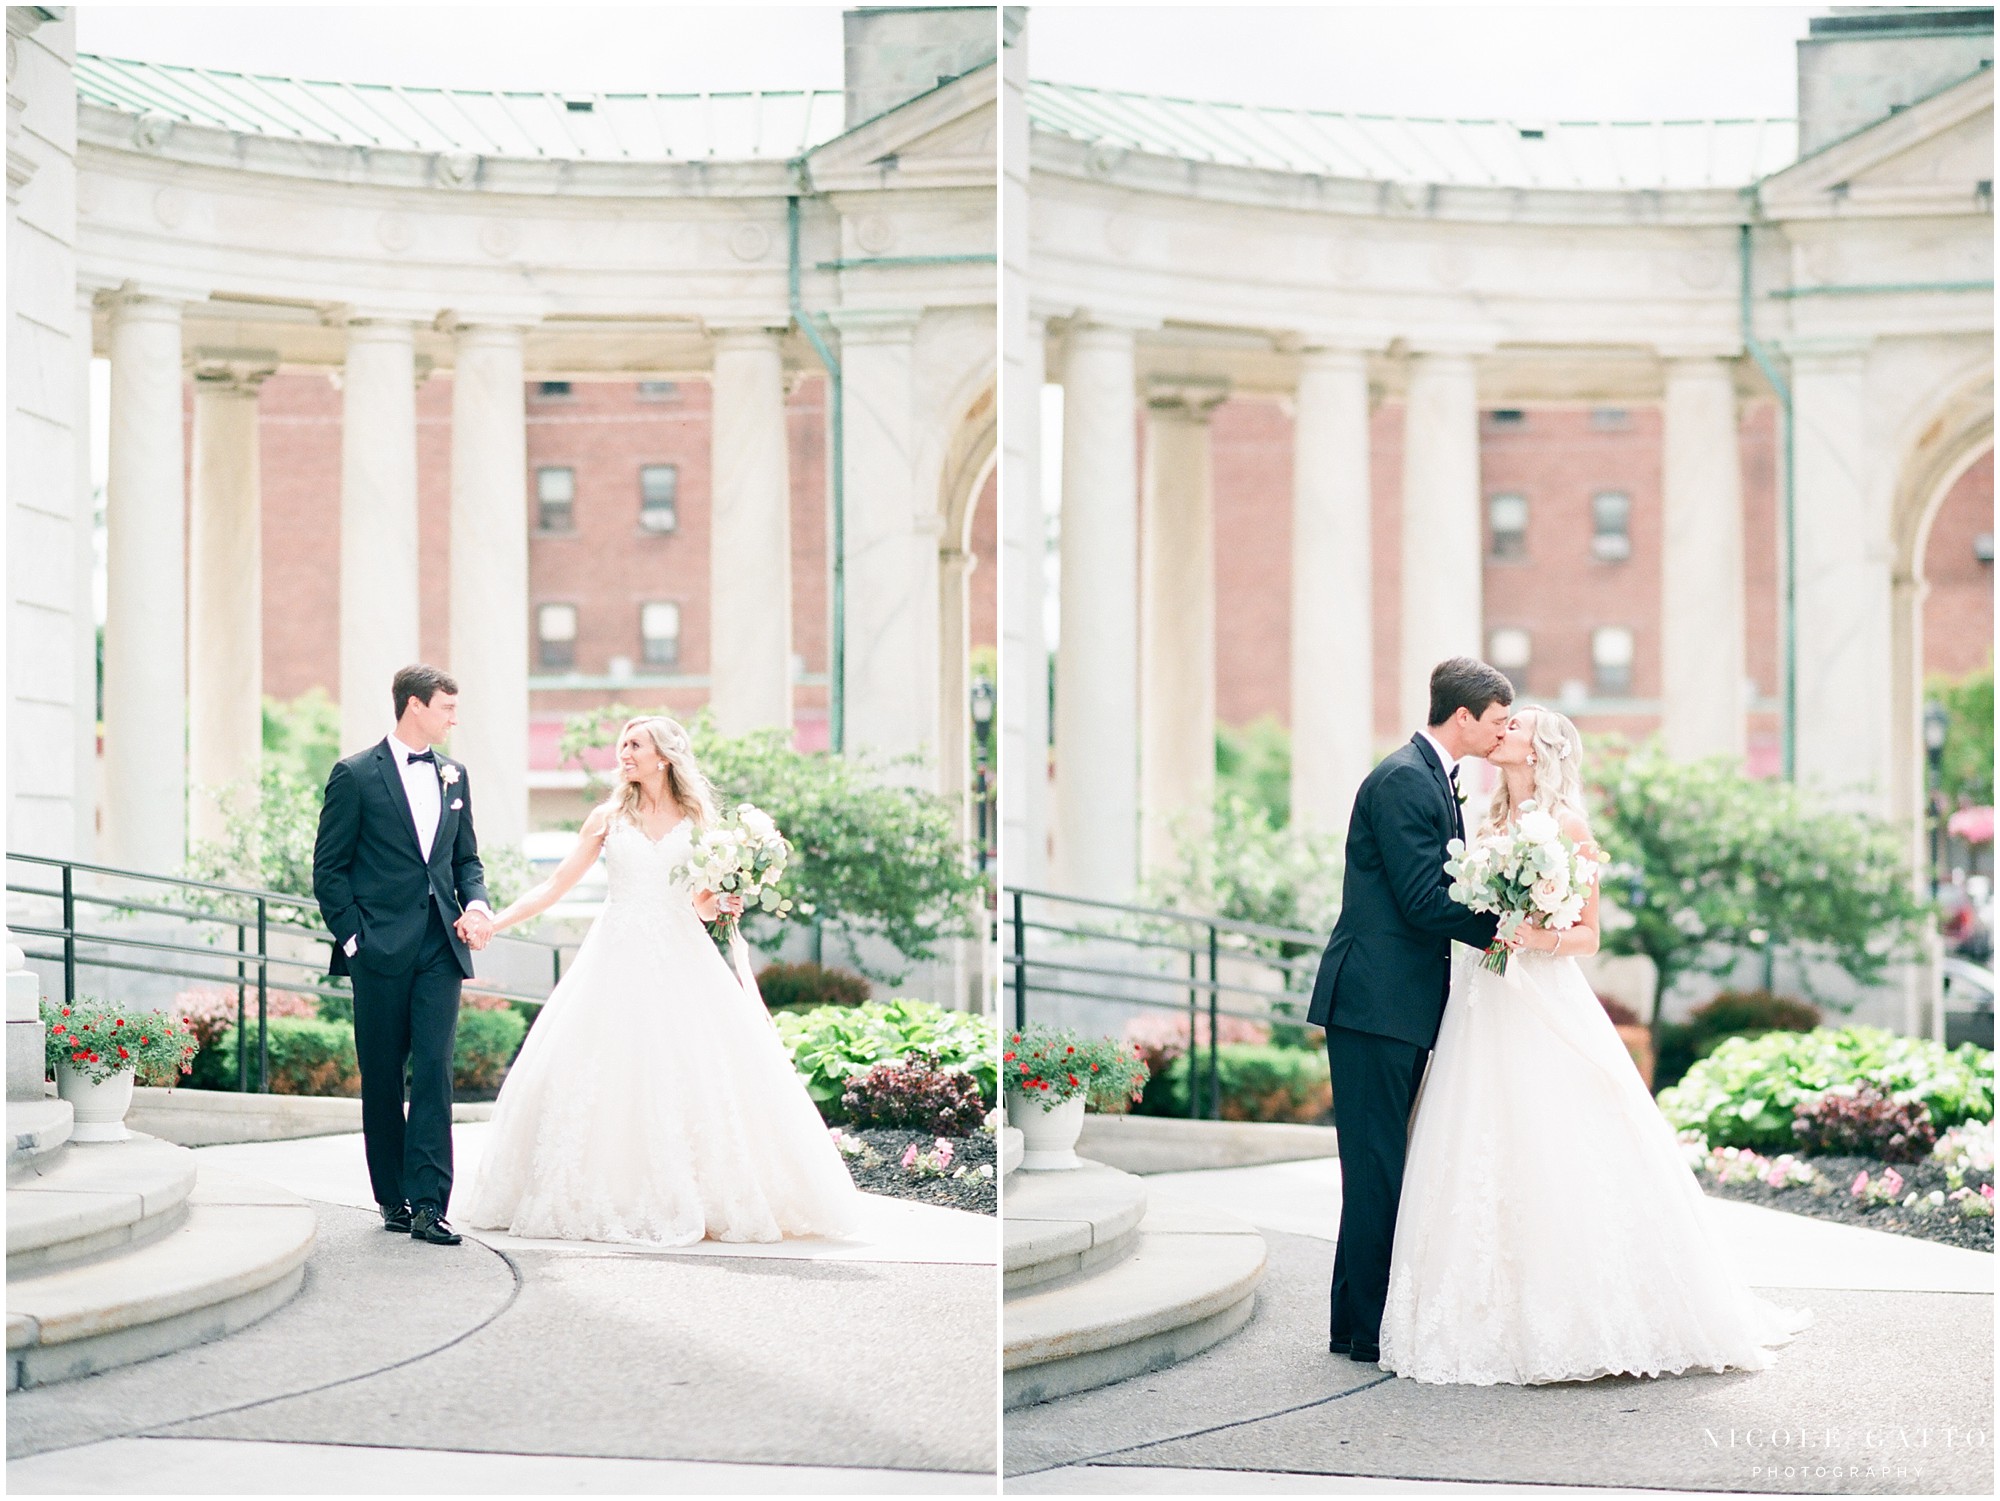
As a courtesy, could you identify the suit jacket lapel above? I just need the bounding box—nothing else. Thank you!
[374,741,426,861]
[1408,733,1465,842]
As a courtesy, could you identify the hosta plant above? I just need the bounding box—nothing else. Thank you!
[43,997,199,1085]
[1004,1025,1150,1110]
[773,999,997,1114]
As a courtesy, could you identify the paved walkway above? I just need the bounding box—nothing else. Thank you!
[1007,1159,1994,1496]
[9,1127,998,1495]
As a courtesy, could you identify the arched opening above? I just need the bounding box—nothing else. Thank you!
[937,378,998,839]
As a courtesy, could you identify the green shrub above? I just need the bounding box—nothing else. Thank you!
[773,999,997,1116]
[757,962,871,1012]
[1659,1026,1993,1152]
[453,1006,528,1093]
[1654,990,1822,1091]
[207,1017,361,1097]
[1140,1042,1331,1123]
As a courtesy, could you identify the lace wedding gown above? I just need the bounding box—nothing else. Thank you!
[459,815,860,1247]
[1379,943,1811,1385]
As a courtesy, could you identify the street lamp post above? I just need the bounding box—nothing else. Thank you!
[1924,699,1949,899]
[970,678,996,875]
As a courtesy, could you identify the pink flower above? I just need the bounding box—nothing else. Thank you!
[935,1140,954,1167]
[1880,1168,1905,1199]
[1850,1171,1869,1197]
[1984,1184,1995,1202]
[900,1144,918,1169]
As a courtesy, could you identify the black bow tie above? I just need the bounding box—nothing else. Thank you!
[1448,764,1460,791]
[405,749,437,766]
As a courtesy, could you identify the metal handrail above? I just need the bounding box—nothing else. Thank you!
[1003,886,1328,1122]
[7,850,577,1092]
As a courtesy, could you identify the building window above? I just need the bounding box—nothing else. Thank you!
[1592,490,1632,562]
[636,380,680,401]
[1487,409,1526,430]
[1589,407,1631,431]
[536,467,576,531]
[639,465,678,532]
[641,602,681,667]
[1488,628,1532,693]
[537,603,578,670]
[536,380,573,398]
[1592,626,1634,697]
[1488,492,1528,561]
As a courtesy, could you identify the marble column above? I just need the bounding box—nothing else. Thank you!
[100,293,186,873]
[1054,321,1139,900]
[338,318,421,754]
[1290,347,1374,835]
[1791,341,1889,811]
[448,322,529,848]
[1001,314,1051,888]
[188,358,275,847]
[836,311,939,780]
[1660,355,1747,761]
[1140,381,1225,875]
[73,294,98,859]
[1399,349,1484,733]
[708,327,794,736]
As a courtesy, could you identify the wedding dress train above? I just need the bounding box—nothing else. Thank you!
[1379,946,1810,1384]
[459,815,860,1246]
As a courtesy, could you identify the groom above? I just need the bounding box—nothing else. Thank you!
[312,664,494,1247]
[1307,656,1513,1361]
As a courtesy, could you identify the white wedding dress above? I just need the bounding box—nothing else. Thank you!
[1379,942,1811,1385]
[459,815,860,1247]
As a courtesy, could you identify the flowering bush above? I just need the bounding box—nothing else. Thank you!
[1791,1083,1937,1163]
[773,999,996,1115]
[1950,1184,1995,1219]
[1446,802,1606,973]
[1004,1025,1150,1109]
[901,1137,956,1177]
[827,1127,872,1162]
[1851,1167,1905,1207]
[1932,1120,1994,1180]
[840,1050,989,1137]
[1657,1027,1992,1152]
[43,997,199,1086]
[1123,1011,1270,1081]
[1699,1144,1819,1189]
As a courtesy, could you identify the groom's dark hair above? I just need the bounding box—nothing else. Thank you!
[392,664,459,720]
[1428,657,1513,727]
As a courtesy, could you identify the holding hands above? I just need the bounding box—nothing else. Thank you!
[455,907,495,951]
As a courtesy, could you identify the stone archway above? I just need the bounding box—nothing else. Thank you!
[937,378,998,822]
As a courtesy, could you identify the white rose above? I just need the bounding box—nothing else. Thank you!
[1517,809,1559,844]
[741,806,777,839]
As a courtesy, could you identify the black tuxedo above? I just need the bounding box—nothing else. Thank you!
[312,738,488,1213]
[1307,734,1498,1355]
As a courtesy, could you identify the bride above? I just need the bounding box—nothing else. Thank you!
[457,715,859,1247]
[1378,706,1810,1384]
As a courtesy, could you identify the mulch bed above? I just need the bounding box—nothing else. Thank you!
[836,1126,996,1217]
[1701,1154,1993,1253]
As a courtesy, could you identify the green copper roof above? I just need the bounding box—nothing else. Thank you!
[1028,80,1800,191]
[76,53,848,162]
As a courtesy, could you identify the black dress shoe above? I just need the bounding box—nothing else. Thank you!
[379,1201,412,1233]
[409,1205,462,1246]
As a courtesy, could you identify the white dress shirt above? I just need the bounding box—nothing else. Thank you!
[343,735,488,959]
[1418,728,1460,783]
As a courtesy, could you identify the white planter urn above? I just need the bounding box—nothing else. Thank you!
[56,1061,136,1142]
[1007,1088,1086,1171]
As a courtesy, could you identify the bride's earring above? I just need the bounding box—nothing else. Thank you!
[1528,754,1538,766]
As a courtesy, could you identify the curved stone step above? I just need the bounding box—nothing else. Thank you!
[7,1100,73,1180]
[7,1168,316,1391]
[8,1133,198,1275]
[1003,1160,1148,1293]
[1004,1197,1266,1409]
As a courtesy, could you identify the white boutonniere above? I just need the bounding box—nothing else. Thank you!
[450,798,464,810]
[440,764,460,787]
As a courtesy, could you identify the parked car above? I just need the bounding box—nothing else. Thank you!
[521,829,609,927]
[1941,956,1994,1051]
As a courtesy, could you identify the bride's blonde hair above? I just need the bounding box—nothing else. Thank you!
[1479,705,1586,836]
[604,716,718,830]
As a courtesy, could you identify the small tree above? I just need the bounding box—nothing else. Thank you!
[1144,790,1342,949]
[1928,664,1994,808]
[1588,744,1933,1044]
[1215,716,1292,829]
[557,706,983,982]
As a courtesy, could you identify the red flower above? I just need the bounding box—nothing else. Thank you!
[60,1007,70,1017]
[50,1023,64,1036]
[117,1046,130,1060]
[139,1036,149,1045]
[1066,1046,1076,1055]
[1003,1051,1016,1062]
[114,1018,125,1028]
[1090,1062,1100,1071]
[88,1052,100,1063]
[1068,1074,1079,1087]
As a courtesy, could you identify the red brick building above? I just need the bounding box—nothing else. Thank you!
[1210,398,1992,773]
[246,372,997,828]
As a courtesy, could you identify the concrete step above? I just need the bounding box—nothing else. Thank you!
[7,1100,73,1181]
[1003,1159,1148,1293]
[7,1168,316,1391]
[1003,1197,1267,1410]
[8,1133,198,1275]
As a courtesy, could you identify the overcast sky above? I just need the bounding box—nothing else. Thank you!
[1032,6,1814,120]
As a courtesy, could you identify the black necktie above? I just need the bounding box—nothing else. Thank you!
[1448,765,1460,797]
[1448,764,1464,835]
[405,749,436,767]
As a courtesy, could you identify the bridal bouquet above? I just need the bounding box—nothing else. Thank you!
[1444,803,1604,975]
[671,803,796,950]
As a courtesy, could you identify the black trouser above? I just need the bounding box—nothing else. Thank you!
[1326,1023,1430,1352]
[350,902,462,1212]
